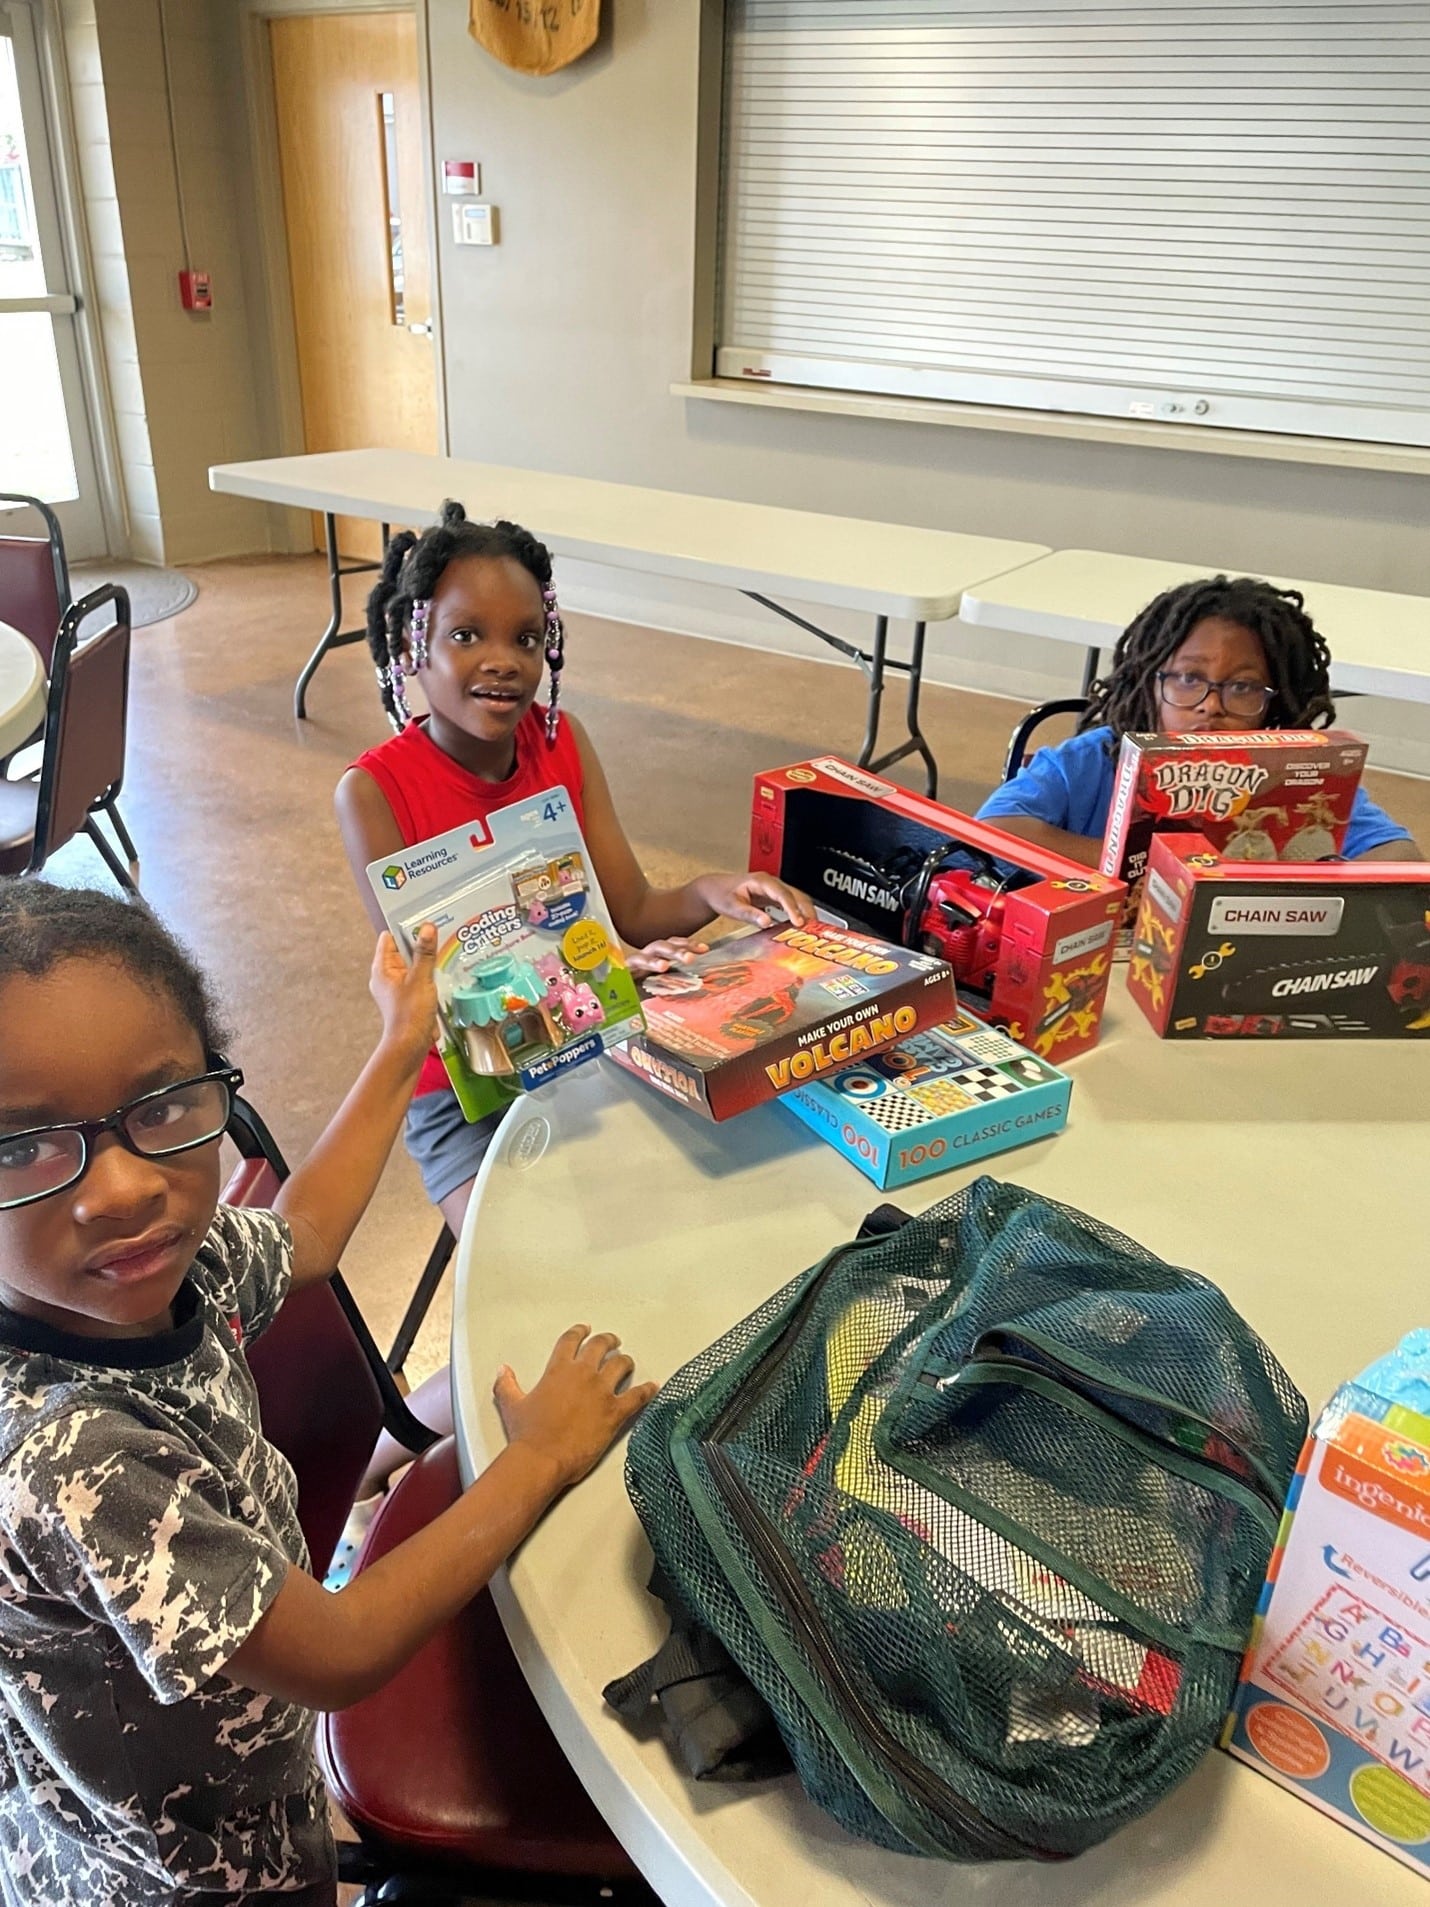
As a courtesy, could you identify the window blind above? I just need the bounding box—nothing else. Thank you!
[714,0,1430,447]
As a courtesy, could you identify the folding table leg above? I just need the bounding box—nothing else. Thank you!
[293,515,389,721]
[869,620,937,798]
[854,616,889,769]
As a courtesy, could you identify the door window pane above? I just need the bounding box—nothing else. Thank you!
[0,32,79,500]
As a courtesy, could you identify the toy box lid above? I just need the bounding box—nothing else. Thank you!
[754,755,1125,902]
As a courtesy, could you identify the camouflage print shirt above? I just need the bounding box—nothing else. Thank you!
[0,1206,334,1904]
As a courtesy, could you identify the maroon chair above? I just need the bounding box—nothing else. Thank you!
[223,1097,649,1906]
[0,492,69,676]
[0,586,139,893]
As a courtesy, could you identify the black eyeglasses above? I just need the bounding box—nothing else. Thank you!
[0,1064,243,1212]
[1157,671,1275,720]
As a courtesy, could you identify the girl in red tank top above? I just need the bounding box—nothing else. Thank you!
[335,504,812,1227]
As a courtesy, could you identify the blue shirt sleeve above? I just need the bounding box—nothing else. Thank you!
[975,728,1117,842]
[1342,784,1413,859]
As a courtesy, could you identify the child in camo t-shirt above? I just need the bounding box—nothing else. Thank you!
[0,882,655,1906]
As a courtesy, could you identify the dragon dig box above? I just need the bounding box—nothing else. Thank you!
[607,921,957,1121]
[749,756,1125,1061]
[1100,729,1369,919]
[367,785,645,1121]
[1127,831,1430,1039]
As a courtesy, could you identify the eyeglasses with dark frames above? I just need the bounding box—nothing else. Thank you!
[0,1064,243,1212]
[1156,671,1275,720]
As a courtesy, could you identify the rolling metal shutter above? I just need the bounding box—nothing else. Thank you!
[715,1,1430,446]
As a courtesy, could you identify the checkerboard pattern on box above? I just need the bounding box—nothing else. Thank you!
[779,1014,1071,1190]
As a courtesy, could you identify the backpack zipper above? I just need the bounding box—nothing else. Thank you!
[951,1333,1283,1521]
[703,1439,1059,1862]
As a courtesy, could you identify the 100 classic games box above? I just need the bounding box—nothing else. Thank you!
[1127,832,1430,1039]
[608,921,957,1120]
[1101,729,1369,908]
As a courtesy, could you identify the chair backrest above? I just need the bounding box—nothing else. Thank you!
[0,494,70,675]
[1002,696,1091,783]
[223,1097,438,1569]
[29,585,131,873]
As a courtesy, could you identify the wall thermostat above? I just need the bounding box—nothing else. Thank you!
[452,203,498,247]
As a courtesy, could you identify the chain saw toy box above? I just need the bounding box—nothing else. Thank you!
[367,785,645,1122]
[749,756,1125,1062]
[1127,831,1430,1039]
[1101,729,1369,910]
[608,921,956,1121]
[1223,1384,1430,1879]
[778,1010,1071,1190]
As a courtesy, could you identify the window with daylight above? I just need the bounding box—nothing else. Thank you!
[714,1,1430,447]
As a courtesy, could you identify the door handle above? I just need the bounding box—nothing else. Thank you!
[408,321,433,337]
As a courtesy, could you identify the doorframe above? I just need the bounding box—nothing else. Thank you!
[236,0,447,555]
[7,0,126,557]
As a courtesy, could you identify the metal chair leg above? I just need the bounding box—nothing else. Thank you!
[102,796,139,871]
[386,1225,456,1375]
[81,815,141,897]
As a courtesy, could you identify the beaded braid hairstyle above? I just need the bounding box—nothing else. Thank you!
[365,500,566,740]
[1079,574,1337,743]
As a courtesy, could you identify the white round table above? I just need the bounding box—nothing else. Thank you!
[452,989,1427,1907]
[0,622,44,757]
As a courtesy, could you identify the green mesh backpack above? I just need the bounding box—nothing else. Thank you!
[615,1177,1306,1862]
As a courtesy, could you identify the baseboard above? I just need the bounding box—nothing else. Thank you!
[554,559,1430,782]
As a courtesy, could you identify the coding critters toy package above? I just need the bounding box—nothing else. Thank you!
[1223,1371,1430,1879]
[1100,729,1368,918]
[367,785,644,1121]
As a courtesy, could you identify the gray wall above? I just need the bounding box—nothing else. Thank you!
[431,1,1429,768]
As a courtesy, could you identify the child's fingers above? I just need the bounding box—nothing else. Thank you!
[603,1353,636,1391]
[617,1381,659,1424]
[546,1324,591,1372]
[577,1330,621,1367]
[411,921,438,960]
[492,1364,525,1417]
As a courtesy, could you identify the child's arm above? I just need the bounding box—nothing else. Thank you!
[223,1324,656,1710]
[335,767,407,935]
[969,814,1102,869]
[570,716,813,967]
[274,928,439,1290]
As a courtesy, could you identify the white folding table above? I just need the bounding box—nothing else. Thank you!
[450,992,1428,1907]
[961,548,1430,704]
[0,621,45,758]
[209,450,1047,795]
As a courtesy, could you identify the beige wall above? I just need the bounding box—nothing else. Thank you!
[82,0,270,564]
[426,0,1430,773]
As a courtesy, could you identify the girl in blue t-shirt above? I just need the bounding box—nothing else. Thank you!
[978,574,1419,865]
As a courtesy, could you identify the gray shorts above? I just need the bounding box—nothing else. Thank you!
[404,1088,503,1207]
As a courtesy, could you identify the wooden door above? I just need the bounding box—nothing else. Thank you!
[270,11,437,560]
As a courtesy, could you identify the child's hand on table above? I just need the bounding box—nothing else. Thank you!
[495,1325,658,1491]
[691,871,815,931]
[628,935,708,978]
[369,924,439,1071]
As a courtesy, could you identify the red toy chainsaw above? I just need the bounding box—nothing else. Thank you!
[826,844,1018,1002]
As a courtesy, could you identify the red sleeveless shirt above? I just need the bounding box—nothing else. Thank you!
[351,707,587,1097]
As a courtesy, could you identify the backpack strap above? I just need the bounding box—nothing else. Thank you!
[603,1566,791,1782]
[856,1203,914,1241]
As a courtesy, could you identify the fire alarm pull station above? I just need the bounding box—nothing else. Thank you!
[179,270,212,312]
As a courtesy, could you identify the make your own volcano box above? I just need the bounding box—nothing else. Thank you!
[607,921,956,1120]
[1100,729,1369,916]
[749,756,1125,1062]
[1127,832,1430,1039]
